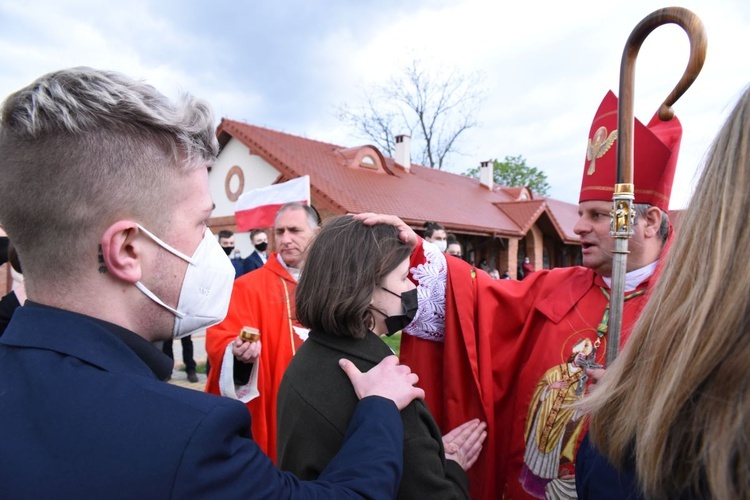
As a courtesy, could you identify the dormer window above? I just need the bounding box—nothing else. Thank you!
[335,146,392,175]
[360,155,377,170]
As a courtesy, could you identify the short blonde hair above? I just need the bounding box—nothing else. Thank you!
[0,67,218,284]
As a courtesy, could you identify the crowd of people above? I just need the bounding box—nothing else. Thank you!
[0,66,747,499]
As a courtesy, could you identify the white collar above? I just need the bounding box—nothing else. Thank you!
[602,260,658,292]
[254,249,267,263]
[276,253,300,282]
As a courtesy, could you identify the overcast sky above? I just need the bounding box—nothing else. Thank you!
[1,0,747,209]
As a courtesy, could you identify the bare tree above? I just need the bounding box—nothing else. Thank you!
[337,60,485,170]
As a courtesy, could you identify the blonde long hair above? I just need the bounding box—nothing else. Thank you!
[583,86,750,499]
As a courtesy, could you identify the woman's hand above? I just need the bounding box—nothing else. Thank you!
[442,418,487,471]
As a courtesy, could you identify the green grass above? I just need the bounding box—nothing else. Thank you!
[381,332,402,357]
[177,362,207,374]
[178,334,402,375]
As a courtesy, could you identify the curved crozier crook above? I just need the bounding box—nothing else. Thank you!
[617,6,707,184]
[626,7,707,119]
[607,7,707,366]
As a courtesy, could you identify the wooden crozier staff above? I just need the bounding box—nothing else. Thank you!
[607,7,707,365]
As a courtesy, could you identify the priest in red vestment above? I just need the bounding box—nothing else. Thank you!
[368,90,682,499]
[205,203,319,463]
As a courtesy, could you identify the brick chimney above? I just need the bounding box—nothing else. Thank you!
[394,135,411,172]
[480,160,493,190]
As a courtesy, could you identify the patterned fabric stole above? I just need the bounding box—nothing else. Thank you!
[596,287,646,352]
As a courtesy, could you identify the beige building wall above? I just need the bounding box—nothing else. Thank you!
[503,238,519,280]
[526,225,544,270]
[208,138,281,258]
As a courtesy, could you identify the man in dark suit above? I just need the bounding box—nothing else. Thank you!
[218,229,245,278]
[0,67,424,498]
[242,228,268,274]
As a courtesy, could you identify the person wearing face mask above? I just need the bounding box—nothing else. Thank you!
[218,229,244,278]
[446,239,463,259]
[139,223,207,384]
[205,202,320,463]
[143,225,226,384]
[0,67,427,497]
[423,221,448,252]
[278,215,487,499]
[242,228,268,274]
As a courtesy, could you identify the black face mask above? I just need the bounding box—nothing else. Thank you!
[222,246,234,256]
[374,287,419,336]
[255,242,268,252]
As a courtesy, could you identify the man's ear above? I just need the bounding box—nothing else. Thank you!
[642,206,663,238]
[100,221,144,283]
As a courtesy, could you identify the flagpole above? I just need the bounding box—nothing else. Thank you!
[303,175,311,206]
[607,7,707,365]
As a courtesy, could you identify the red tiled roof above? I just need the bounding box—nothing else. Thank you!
[500,186,529,200]
[496,200,546,234]
[219,119,580,242]
[543,197,581,244]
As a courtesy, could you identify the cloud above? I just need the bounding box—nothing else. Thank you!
[1,0,747,209]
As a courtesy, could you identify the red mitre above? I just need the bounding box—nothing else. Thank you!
[579,90,682,212]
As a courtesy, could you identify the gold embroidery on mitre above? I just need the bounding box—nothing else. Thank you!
[586,127,618,175]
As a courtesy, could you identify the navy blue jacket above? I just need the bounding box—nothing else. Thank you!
[242,251,265,274]
[575,433,641,500]
[0,304,404,498]
[230,256,245,278]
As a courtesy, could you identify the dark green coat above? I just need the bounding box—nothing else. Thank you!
[277,329,469,499]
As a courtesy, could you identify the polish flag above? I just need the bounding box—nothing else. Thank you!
[235,176,311,231]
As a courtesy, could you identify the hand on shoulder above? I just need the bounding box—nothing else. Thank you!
[339,355,424,410]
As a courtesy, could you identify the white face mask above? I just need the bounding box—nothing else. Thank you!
[433,240,447,253]
[134,225,235,339]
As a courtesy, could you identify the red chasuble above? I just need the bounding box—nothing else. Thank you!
[401,243,655,499]
[205,254,304,464]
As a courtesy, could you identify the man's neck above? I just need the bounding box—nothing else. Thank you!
[29,276,168,343]
[602,260,659,292]
[276,253,301,282]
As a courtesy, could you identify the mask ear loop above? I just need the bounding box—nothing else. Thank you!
[136,224,197,265]
[134,281,187,318]
[133,223,202,319]
[380,286,401,298]
[369,304,389,319]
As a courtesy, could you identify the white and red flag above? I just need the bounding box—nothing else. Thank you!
[234,176,311,231]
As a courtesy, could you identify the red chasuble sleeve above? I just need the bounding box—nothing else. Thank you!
[402,239,598,500]
[205,255,302,464]
[402,244,503,500]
